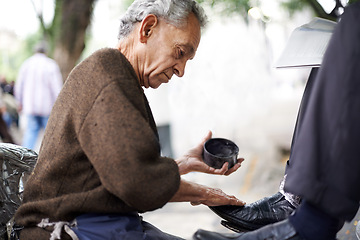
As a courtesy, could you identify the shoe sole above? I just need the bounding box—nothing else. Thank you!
[210,206,267,231]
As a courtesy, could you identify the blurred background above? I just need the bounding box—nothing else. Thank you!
[0,0,356,239]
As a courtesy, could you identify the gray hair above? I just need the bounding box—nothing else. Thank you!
[118,0,208,39]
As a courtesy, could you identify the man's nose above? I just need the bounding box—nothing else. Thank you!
[173,60,187,77]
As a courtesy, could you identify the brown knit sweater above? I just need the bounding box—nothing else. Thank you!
[14,48,180,238]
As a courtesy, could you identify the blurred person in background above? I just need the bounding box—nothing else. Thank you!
[0,75,7,92]
[0,86,15,143]
[4,80,15,96]
[14,42,63,150]
[1,75,15,95]
[1,75,19,128]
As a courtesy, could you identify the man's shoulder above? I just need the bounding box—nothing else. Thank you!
[82,48,136,81]
[89,48,123,62]
[66,48,137,90]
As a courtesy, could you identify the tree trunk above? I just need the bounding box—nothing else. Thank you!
[53,0,95,82]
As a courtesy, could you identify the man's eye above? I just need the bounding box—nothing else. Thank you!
[179,49,185,57]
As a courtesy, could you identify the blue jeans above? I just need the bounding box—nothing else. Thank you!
[22,115,49,150]
[71,213,184,240]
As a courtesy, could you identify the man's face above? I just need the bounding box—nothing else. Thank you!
[140,13,201,89]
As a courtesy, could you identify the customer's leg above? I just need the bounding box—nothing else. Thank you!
[285,1,360,222]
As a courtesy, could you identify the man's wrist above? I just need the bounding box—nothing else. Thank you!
[175,156,190,175]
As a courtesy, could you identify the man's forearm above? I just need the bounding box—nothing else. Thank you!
[169,179,206,203]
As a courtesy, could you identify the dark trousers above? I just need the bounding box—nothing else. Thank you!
[285,3,360,223]
[72,213,184,240]
[284,2,360,222]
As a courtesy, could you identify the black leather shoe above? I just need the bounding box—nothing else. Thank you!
[193,219,305,240]
[209,192,297,232]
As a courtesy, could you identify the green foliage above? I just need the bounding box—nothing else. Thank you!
[348,0,360,4]
[280,0,360,20]
[0,49,26,81]
[280,0,308,16]
[197,0,252,20]
[0,31,43,81]
[123,0,134,8]
[197,0,360,21]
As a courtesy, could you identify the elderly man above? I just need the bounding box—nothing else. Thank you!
[14,0,245,239]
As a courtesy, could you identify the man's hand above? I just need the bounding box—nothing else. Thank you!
[176,131,244,175]
[170,179,245,207]
[190,187,245,207]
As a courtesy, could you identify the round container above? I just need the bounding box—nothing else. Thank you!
[203,138,239,169]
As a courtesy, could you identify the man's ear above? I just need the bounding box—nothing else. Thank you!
[139,14,158,43]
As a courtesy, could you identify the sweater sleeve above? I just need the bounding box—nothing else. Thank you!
[78,82,180,212]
